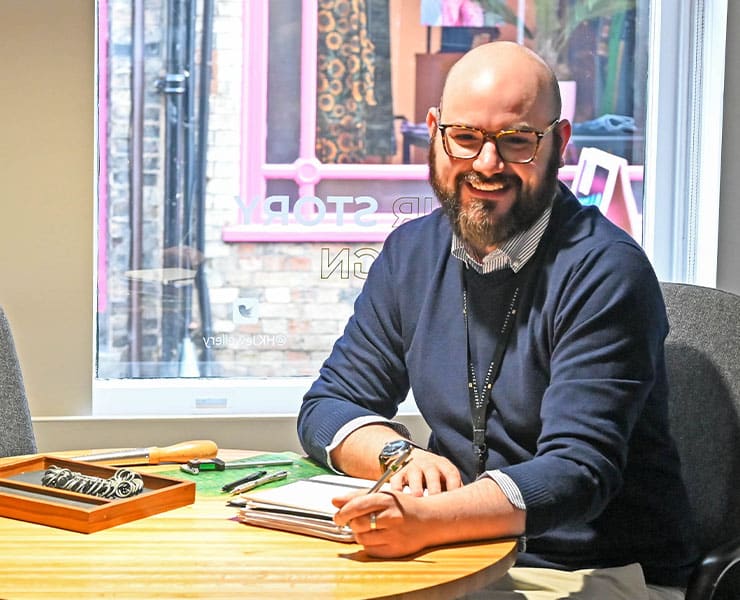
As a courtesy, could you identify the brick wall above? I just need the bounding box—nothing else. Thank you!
[100,0,381,379]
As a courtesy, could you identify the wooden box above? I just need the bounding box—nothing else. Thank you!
[0,455,195,533]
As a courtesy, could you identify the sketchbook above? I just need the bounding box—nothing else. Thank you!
[235,474,381,542]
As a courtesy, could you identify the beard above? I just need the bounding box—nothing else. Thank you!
[430,131,562,250]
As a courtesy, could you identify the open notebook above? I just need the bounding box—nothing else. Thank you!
[235,474,382,542]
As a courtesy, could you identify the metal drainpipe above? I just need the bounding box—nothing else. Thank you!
[184,0,196,251]
[128,0,145,377]
[174,0,198,376]
[161,0,188,370]
[195,0,215,373]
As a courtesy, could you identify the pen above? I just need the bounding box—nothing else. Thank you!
[182,457,294,475]
[226,459,293,468]
[367,447,413,494]
[221,470,267,493]
[229,470,289,495]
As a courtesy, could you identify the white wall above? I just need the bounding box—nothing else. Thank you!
[0,0,737,451]
[717,0,740,295]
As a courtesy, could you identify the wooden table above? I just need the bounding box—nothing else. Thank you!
[0,450,516,599]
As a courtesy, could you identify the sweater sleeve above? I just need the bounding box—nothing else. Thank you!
[297,241,410,467]
[500,240,669,536]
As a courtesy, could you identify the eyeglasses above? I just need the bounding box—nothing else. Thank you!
[437,112,559,164]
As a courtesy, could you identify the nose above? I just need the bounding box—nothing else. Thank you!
[472,139,505,177]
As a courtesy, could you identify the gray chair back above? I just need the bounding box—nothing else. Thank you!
[0,306,37,457]
[660,283,740,558]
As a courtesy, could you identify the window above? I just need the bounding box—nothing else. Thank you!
[95,0,726,415]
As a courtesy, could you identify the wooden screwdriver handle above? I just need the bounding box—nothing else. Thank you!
[147,440,218,464]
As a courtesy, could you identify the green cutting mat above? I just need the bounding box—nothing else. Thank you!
[159,451,332,497]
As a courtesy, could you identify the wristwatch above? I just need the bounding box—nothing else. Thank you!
[378,439,419,472]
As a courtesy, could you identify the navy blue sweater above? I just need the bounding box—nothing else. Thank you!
[298,186,698,586]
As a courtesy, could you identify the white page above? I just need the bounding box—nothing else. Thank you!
[240,475,380,518]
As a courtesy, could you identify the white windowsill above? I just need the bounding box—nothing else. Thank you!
[92,377,420,418]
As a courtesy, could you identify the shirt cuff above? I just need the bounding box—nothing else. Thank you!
[483,469,527,511]
[325,416,412,472]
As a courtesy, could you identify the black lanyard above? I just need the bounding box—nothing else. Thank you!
[463,272,522,476]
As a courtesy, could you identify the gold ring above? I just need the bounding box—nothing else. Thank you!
[369,513,377,530]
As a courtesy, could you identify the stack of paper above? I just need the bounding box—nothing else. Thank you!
[236,474,380,542]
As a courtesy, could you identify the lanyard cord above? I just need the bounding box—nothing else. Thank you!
[463,274,522,476]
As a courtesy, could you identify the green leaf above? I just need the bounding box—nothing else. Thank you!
[477,0,534,38]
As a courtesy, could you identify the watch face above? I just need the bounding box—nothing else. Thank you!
[380,440,412,471]
[383,440,410,456]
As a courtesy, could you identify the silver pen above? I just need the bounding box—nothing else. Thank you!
[229,470,289,495]
[367,446,413,494]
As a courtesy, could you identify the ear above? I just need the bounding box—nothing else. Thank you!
[426,107,439,137]
[556,119,572,161]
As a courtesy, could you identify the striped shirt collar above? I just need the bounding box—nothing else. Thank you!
[451,205,552,274]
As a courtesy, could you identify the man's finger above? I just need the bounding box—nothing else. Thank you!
[393,464,428,495]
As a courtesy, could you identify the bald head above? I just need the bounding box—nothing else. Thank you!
[441,42,561,125]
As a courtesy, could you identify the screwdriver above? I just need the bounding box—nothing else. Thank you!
[74,440,218,466]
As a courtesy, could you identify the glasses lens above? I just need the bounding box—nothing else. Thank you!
[497,131,539,163]
[443,127,541,162]
[443,127,484,159]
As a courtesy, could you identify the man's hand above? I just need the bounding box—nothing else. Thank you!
[389,448,462,496]
[332,477,525,559]
[333,490,436,558]
[329,424,463,495]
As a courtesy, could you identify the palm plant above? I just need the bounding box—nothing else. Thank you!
[479,0,635,78]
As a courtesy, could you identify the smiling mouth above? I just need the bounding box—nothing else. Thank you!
[468,180,506,192]
[463,173,512,193]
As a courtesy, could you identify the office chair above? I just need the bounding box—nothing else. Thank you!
[660,283,740,600]
[0,306,37,457]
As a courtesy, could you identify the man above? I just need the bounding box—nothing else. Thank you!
[298,42,697,599]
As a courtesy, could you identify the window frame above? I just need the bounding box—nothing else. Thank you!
[223,0,428,243]
[641,0,727,285]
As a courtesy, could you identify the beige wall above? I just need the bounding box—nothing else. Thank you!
[0,0,94,418]
[0,1,737,452]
